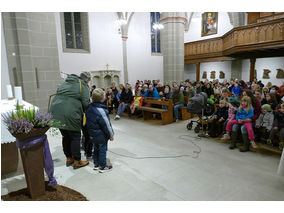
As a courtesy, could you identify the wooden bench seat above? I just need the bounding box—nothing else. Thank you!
[139,106,167,113]
[141,98,173,125]
[179,96,191,120]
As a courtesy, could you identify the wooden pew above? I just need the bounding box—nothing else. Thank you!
[140,98,173,125]
[179,96,191,120]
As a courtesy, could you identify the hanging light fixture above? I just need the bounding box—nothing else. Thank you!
[153,23,164,30]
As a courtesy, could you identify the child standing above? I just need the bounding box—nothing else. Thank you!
[86,88,114,173]
[255,104,274,142]
[267,103,284,150]
[130,91,143,116]
[222,96,257,151]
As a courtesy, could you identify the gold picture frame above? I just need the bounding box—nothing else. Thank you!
[201,12,218,37]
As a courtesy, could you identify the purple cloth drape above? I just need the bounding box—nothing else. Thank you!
[16,134,57,186]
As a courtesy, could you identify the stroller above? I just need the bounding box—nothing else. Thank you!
[186,92,215,134]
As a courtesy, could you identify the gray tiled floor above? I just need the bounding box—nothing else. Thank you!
[2,117,284,200]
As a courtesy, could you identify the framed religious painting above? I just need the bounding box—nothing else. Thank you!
[201,12,218,37]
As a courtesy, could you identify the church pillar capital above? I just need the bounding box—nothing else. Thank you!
[160,12,187,25]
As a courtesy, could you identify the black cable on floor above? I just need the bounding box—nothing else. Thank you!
[108,134,202,160]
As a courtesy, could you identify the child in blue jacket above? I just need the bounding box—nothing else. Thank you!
[222,96,257,150]
[86,88,114,173]
[232,82,242,98]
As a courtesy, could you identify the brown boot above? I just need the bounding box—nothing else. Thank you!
[66,157,74,167]
[73,160,89,169]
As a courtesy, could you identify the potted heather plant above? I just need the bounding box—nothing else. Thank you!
[2,103,59,140]
[2,102,60,198]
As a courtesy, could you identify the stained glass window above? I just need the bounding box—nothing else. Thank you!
[150,12,161,54]
[63,12,84,49]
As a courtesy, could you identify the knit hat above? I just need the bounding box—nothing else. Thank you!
[261,104,272,111]
[80,71,91,83]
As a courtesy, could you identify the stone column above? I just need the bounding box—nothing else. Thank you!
[117,12,134,85]
[231,60,242,80]
[122,36,128,84]
[160,12,186,84]
[2,12,61,112]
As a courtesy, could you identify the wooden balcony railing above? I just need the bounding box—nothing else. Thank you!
[185,18,284,64]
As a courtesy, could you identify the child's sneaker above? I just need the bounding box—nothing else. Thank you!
[99,165,113,173]
[93,165,100,170]
[114,115,120,120]
[250,141,258,149]
[221,133,230,140]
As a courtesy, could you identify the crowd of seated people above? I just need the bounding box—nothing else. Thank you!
[102,78,284,151]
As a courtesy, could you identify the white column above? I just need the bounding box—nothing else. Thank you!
[122,36,128,84]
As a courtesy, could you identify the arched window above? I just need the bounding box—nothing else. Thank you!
[60,12,90,53]
[150,12,161,54]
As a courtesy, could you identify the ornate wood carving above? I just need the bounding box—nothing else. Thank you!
[210,71,216,79]
[219,71,225,79]
[263,69,271,79]
[276,68,284,78]
[185,18,284,64]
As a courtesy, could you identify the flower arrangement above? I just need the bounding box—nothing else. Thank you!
[2,102,62,138]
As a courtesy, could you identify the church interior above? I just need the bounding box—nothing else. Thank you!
[1,8,284,204]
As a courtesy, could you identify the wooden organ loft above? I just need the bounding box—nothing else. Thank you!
[184,12,284,82]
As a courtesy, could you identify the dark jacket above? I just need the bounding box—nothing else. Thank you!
[252,100,261,121]
[204,87,214,98]
[273,110,284,129]
[86,102,114,144]
[112,87,118,97]
[120,89,133,104]
[262,99,278,110]
[49,74,90,132]
[196,87,202,94]
[172,91,185,105]
[163,92,170,100]
[214,106,229,120]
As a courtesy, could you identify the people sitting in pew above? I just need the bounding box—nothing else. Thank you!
[232,81,242,98]
[267,103,284,151]
[222,96,257,151]
[208,100,229,138]
[262,93,278,111]
[242,90,261,123]
[114,83,133,120]
[204,83,214,98]
[141,84,148,95]
[142,84,160,99]
[220,97,240,137]
[171,84,185,122]
[185,83,195,98]
[254,104,274,143]
[129,90,143,117]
